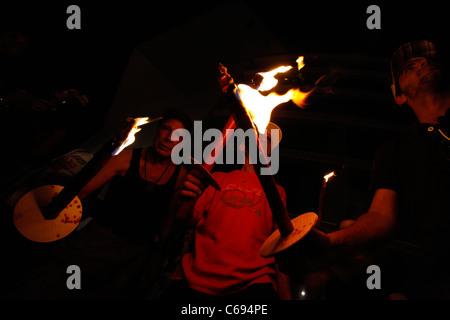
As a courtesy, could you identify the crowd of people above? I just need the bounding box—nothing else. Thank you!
[0,36,449,300]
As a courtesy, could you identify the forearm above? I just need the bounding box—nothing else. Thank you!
[329,188,399,252]
[277,189,399,275]
[169,179,197,227]
[328,210,397,251]
[172,166,207,227]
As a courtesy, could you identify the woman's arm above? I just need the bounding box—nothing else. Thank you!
[77,149,133,200]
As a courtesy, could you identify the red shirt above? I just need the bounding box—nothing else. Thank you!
[175,170,287,295]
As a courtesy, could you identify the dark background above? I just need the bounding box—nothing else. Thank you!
[0,1,448,289]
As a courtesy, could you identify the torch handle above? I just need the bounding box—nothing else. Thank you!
[257,173,294,237]
[317,180,326,226]
[202,115,236,172]
[41,143,113,220]
[223,84,294,237]
[41,119,136,220]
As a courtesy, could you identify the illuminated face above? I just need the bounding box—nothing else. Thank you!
[154,119,185,157]
[398,57,444,99]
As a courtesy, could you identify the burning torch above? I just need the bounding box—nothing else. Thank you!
[218,59,321,257]
[317,171,336,226]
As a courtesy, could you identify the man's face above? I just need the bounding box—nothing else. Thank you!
[398,57,445,99]
[154,118,185,158]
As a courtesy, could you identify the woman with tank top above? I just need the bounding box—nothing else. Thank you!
[6,108,192,299]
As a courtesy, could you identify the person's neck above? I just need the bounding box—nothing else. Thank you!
[410,91,450,124]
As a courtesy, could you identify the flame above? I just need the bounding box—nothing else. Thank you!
[257,65,293,91]
[296,56,305,70]
[112,117,150,156]
[323,171,336,183]
[235,56,310,133]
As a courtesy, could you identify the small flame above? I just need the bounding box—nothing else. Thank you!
[257,65,293,91]
[323,171,336,183]
[235,56,310,133]
[112,117,150,156]
[296,56,305,70]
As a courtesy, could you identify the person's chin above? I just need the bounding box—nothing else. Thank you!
[156,146,172,157]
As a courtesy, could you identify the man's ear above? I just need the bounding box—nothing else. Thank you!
[395,94,408,106]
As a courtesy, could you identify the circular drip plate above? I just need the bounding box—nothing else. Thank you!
[260,212,318,257]
[13,185,82,243]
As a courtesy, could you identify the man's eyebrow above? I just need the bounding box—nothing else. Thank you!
[399,61,414,76]
[405,60,417,68]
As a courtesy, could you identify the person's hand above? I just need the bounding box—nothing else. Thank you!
[31,98,51,112]
[174,166,211,225]
[54,89,89,106]
[218,63,234,93]
[178,166,209,198]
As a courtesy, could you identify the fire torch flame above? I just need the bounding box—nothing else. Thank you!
[111,117,152,156]
[323,171,336,183]
[257,65,293,91]
[296,56,305,70]
[235,56,311,133]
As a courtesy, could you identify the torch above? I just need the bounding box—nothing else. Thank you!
[13,117,153,243]
[317,171,336,226]
[189,115,237,190]
[177,58,310,202]
[219,61,319,257]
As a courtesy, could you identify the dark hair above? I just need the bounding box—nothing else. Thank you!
[158,108,193,133]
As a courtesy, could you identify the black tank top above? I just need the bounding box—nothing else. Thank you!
[96,148,180,244]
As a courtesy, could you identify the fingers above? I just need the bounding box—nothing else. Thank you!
[55,89,89,106]
[179,171,207,198]
[78,94,89,106]
[218,63,234,93]
[180,179,203,198]
[31,98,50,112]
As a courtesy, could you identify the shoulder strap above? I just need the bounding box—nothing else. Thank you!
[125,148,142,178]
